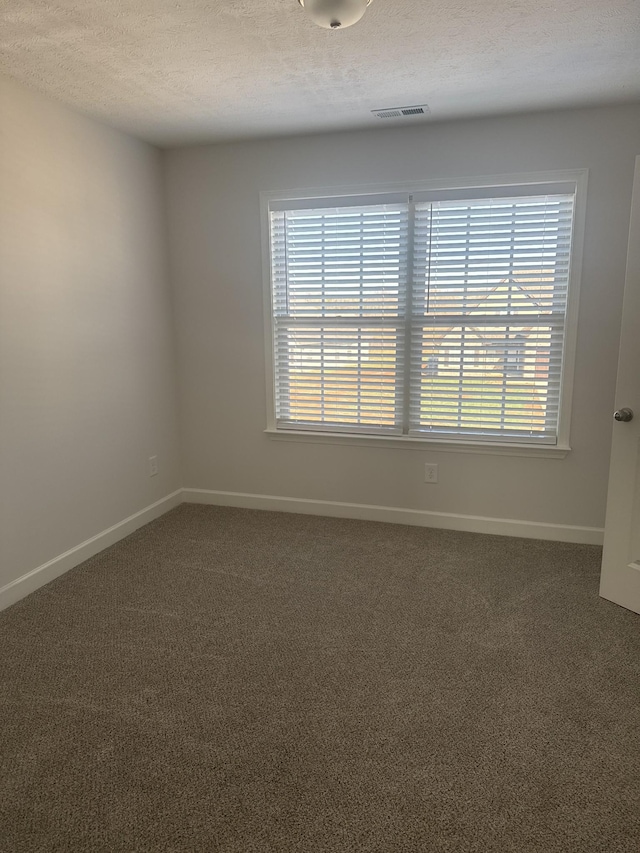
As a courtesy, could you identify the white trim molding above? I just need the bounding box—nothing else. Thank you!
[264,428,570,458]
[261,169,588,453]
[183,488,603,546]
[1,483,603,613]
[0,490,183,612]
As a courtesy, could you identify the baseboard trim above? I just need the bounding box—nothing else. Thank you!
[0,486,603,613]
[183,488,604,546]
[0,490,183,612]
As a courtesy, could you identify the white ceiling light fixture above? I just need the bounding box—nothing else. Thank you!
[298,0,373,30]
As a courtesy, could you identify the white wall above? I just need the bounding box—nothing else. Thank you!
[164,105,640,532]
[0,76,181,596]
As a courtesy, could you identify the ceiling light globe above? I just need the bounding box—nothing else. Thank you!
[298,0,371,30]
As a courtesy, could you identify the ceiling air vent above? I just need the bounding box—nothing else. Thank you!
[372,104,430,119]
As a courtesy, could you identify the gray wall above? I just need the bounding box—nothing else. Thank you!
[164,105,640,530]
[0,76,181,591]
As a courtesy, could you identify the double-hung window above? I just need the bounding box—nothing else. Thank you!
[265,175,583,450]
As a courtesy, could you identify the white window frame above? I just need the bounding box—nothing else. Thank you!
[260,170,588,458]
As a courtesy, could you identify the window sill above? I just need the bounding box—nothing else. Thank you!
[264,429,570,458]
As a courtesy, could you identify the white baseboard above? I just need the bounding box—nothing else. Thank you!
[0,486,603,613]
[183,488,604,546]
[0,490,183,612]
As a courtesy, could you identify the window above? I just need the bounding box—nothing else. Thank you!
[265,176,583,449]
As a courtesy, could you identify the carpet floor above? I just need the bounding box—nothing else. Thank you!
[1,504,639,852]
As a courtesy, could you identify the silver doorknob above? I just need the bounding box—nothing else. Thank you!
[614,408,634,422]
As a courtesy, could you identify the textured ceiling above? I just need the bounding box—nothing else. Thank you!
[1,0,639,146]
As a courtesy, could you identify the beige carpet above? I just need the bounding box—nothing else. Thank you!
[1,504,639,852]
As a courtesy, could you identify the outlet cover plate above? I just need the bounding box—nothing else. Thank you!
[425,463,438,483]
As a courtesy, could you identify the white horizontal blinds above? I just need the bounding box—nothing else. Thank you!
[411,193,575,442]
[271,204,408,433]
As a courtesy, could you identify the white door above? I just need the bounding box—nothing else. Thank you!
[600,155,640,614]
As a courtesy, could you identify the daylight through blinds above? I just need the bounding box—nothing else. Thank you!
[270,190,575,443]
[271,204,407,433]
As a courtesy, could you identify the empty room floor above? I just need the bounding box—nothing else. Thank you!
[1,504,639,852]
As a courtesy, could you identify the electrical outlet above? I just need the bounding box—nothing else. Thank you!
[149,455,159,477]
[424,463,438,484]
